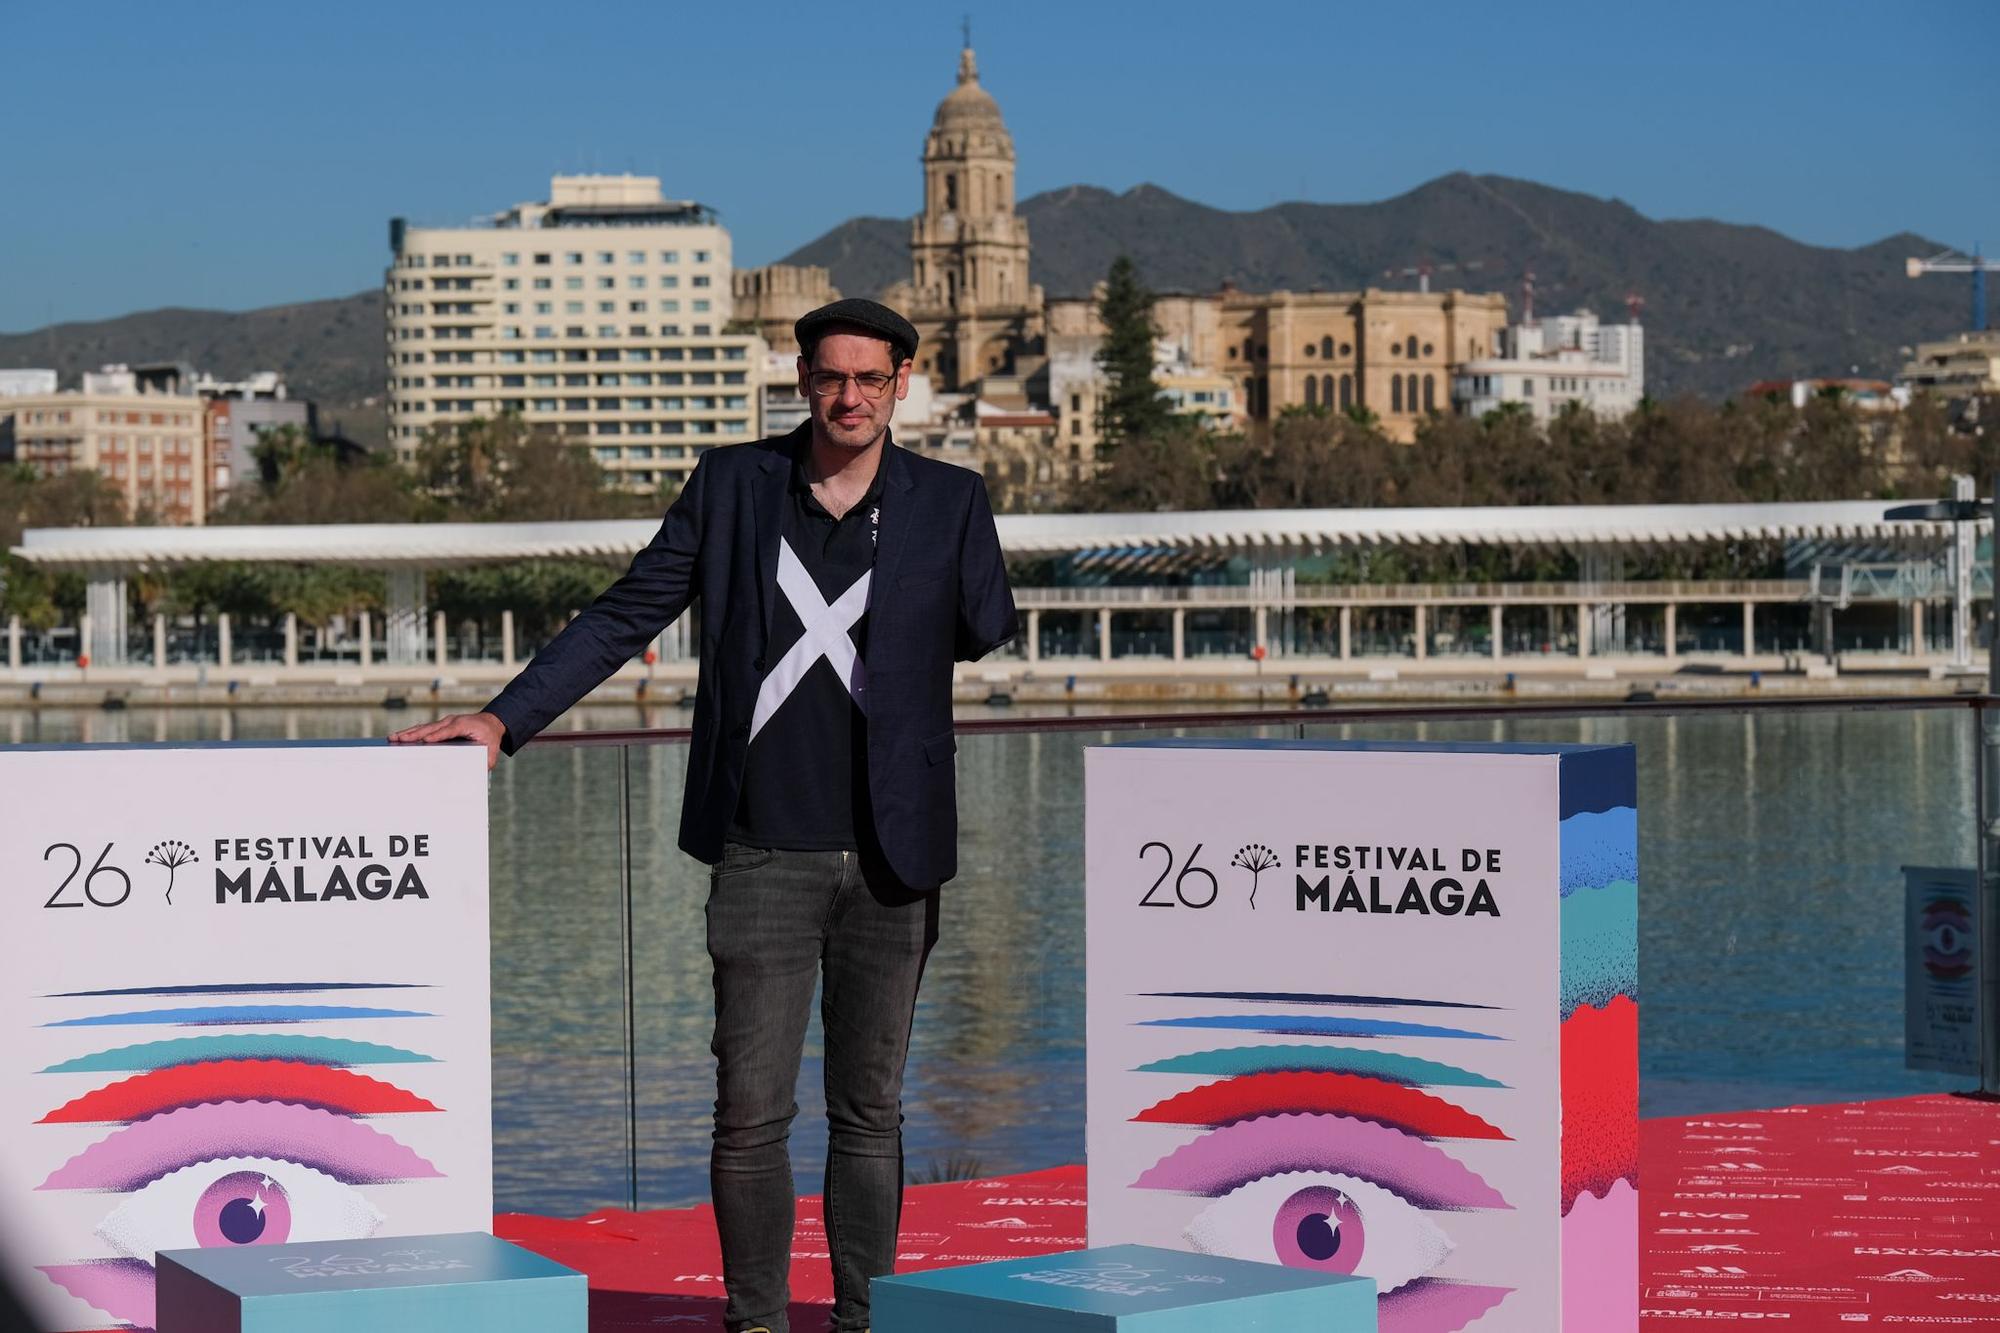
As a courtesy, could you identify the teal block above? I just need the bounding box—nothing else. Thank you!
[873,1244,1376,1332]
[155,1231,585,1333]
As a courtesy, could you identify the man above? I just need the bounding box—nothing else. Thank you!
[392,298,1017,1333]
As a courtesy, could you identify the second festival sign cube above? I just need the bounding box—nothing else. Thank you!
[1085,739,1638,1333]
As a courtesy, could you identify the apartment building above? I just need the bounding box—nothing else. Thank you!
[4,364,207,523]
[1451,308,1646,424]
[385,174,761,488]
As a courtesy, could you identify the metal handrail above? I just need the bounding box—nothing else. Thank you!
[522,692,1993,749]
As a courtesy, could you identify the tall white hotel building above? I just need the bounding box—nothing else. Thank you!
[385,174,761,487]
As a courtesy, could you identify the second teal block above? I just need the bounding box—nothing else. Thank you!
[872,1244,1376,1331]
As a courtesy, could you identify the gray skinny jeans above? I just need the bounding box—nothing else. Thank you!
[705,842,939,1333]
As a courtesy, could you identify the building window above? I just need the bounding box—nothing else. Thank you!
[1305,343,1317,358]
[502,253,520,266]
[1423,375,1436,412]
[694,250,710,263]
[1341,342,1353,356]
[660,250,678,263]
[1321,336,1334,359]
[692,275,711,288]
[1305,376,1318,407]
[565,277,583,291]
[565,252,583,265]
[1406,335,1419,359]
[1322,374,1333,406]
[1391,376,1403,413]
[1422,342,1434,357]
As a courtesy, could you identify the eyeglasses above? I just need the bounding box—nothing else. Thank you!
[806,370,897,399]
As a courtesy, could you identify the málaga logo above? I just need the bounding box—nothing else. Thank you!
[145,840,199,905]
[1229,845,1280,908]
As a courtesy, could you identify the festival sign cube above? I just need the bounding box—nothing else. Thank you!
[1085,739,1638,1332]
[154,1231,584,1333]
[0,741,494,1333]
[871,1243,1377,1331]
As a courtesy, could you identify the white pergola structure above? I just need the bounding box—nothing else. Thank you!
[12,501,1966,668]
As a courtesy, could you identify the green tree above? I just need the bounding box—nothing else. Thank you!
[1095,256,1172,451]
[1079,417,1217,513]
[415,413,659,521]
[216,426,427,525]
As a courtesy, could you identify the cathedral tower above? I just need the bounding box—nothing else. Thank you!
[901,44,1043,391]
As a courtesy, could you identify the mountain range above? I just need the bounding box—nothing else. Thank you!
[0,173,1969,450]
[782,173,1964,400]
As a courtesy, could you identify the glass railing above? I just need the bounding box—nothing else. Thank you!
[495,693,1987,1218]
[14,696,1987,1218]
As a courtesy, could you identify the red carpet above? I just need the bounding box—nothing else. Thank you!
[489,1094,2000,1331]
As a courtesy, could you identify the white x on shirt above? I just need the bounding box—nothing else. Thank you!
[748,538,872,742]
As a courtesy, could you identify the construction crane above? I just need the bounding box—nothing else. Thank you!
[1383,259,1483,293]
[1906,244,2000,331]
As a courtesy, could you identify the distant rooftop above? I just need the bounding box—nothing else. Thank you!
[497,174,718,230]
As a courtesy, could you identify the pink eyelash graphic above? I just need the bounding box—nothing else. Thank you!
[1133,1111,1508,1212]
[38,1100,442,1192]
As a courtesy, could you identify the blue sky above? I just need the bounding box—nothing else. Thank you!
[1,0,1992,331]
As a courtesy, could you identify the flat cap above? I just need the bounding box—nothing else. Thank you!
[795,298,919,364]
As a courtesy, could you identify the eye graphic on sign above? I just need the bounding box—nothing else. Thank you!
[95,1156,385,1258]
[1921,897,1974,981]
[36,1098,442,1325]
[1185,1171,1451,1289]
[1134,1110,1506,1292]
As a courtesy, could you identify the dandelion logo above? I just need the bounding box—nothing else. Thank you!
[145,839,199,905]
[1229,843,1281,908]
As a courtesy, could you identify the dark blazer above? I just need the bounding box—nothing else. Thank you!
[484,424,1018,888]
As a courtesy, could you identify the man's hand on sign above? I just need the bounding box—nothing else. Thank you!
[388,711,506,771]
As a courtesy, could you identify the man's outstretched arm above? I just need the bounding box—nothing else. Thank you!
[391,457,708,764]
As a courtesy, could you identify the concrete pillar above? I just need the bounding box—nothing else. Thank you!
[1742,601,1756,656]
[217,613,232,667]
[1490,604,1503,660]
[283,613,298,668]
[78,613,91,667]
[1171,608,1185,661]
[1413,605,1426,660]
[153,614,167,668]
[434,610,449,669]
[501,609,517,667]
[1576,605,1591,657]
[385,568,426,667]
[358,611,372,670]
[1911,600,1924,654]
[1664,603,1678,658]
[1026,609,1040,663]
[7,616,19,671]
[1097,607,1112,662]
[1339,606,1351,660]
[85,575,127,666]
[1255,605,1269,654]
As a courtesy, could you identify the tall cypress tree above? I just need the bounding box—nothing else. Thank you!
[1095,255,1171,451]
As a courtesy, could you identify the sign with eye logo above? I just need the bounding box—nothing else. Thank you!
[1085,739,1638,1332]
[0,740,493,1333]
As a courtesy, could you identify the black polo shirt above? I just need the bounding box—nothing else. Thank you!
[727,452,885,851]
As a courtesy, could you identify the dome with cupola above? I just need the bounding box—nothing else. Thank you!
[931,47,1006,131]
